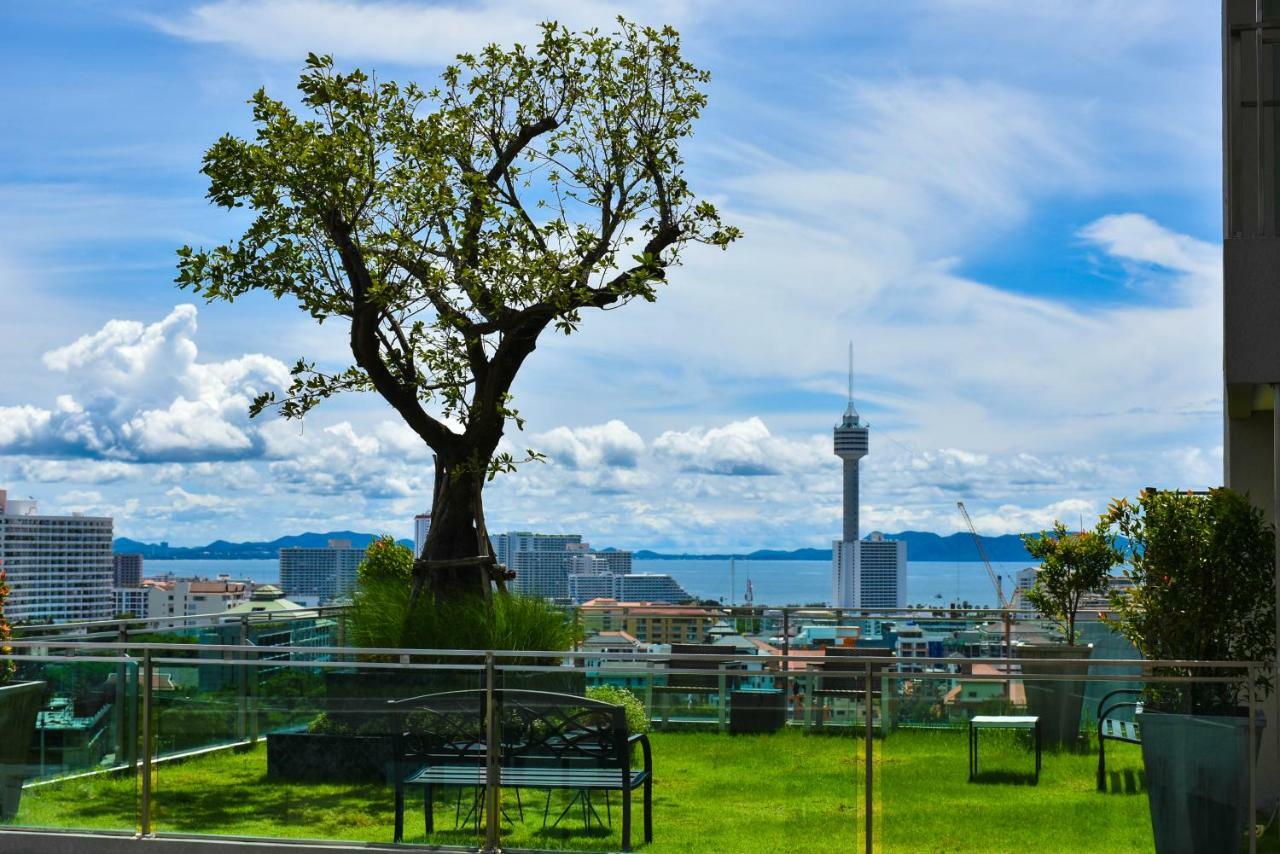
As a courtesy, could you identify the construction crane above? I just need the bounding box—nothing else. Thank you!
[956,501,1009,609]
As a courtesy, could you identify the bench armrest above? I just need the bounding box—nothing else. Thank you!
[628,732,653,775]
[1095,688,1142,722]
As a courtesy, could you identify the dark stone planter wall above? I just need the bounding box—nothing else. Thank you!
[266,731,395,784]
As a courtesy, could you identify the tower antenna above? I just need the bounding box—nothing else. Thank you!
[848,341,854,406]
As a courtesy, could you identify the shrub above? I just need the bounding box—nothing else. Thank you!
[586,685,650,735]
[1104,488,1275,713]
[357,535,413,587]
[346,575,580,660]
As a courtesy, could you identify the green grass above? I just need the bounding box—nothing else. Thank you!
[3,728,1251,853]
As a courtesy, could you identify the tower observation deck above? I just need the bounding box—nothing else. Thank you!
[834,350,869,542]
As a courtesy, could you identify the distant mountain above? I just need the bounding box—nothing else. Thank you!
[115,529,1034,562]
[113,532,414,560]
[633,532,1034,563]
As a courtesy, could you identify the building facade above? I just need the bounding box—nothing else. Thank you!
[567,571,691,604]
[413,513,431,558]
[0,490,113,623]
[828,364,907,609]
[279,539,364,602]
[112,553,143,586]
[579,599,714,645]
[114,578,250,620]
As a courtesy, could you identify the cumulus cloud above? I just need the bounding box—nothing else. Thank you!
[534,420,644,470]
[0,305,289,462]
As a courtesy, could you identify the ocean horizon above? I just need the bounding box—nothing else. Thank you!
[154,557,1033,609]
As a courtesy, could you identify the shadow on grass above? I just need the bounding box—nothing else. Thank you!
[969,770,1040,786]
[1102,768,1146,795]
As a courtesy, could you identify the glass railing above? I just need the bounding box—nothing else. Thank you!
[0,634,1267,852]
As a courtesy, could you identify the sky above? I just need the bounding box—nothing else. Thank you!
[0,1,1225,551]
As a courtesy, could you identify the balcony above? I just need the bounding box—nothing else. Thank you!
[0,606,1268,853]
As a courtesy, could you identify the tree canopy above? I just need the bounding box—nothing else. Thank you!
[177,19,738,600]
[1020,521,1120,646]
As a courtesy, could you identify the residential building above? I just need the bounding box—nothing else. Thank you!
[579,598,714,645]
[567,571,692,605]
[413,513,431,558]
[0,489,113,623]
[112,553,143,586]
[497,531,641,600]
[279,539,364,602]
[579,630,665,689]
[114,578,250,620]
[829,359,907,609]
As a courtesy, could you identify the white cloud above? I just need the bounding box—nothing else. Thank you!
[534,420,644,470]
[148,0,703,64]
[0,305,290,462]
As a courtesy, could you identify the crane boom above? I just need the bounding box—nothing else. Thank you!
[956,501,1008,608]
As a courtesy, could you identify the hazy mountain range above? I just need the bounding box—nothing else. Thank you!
[113,530,1034,562]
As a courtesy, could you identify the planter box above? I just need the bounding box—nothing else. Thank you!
[730,689,785,734]
[1140,710,1263,854]
[266,730,396,784]
[0,681,46,820]
[1018,643,1091,749]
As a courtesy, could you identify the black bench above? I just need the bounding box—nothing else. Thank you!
[389,688,653,850]
[1096,688,1142,791]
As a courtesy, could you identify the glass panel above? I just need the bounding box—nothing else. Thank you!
[1,654,140,834]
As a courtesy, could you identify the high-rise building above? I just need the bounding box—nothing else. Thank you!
[113,553,143,586]
[567,570,691,604]
[0,489,114,623]
[829,353,906,609]
[494,532,636,600]
[279,539,364,602]
[413,513,431,558]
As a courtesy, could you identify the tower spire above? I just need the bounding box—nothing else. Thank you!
[844,341,858,423]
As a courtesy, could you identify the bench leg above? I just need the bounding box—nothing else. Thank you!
[644,775,653,843]
[622,783,632,851]
[1097,736,1106,792]
[424,784,433,835]
[394,783,405,843]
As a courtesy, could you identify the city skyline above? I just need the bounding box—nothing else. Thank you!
[0,2,1223,551]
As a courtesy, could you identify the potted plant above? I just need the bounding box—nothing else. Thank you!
[1105,488,1273,854]
[0,569,45,820]
[1018,521,1121,748]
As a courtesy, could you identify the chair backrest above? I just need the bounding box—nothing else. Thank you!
[391,689,629,769]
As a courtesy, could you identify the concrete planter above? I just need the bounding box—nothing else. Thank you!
[1139,710,1262,854]
[1018,643,1092,749]
[0,681,45,820]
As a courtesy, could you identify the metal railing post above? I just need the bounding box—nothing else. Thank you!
[140,648,154,837]
[718,664,728,734]
[782,610,790,659]
[114,623,128,762]
[1248,663,1258,854]
[236,617,248,742]
[483,650,501,853]
[864,660,873,854]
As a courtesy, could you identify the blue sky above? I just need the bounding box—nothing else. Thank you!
[0,1,1225,550]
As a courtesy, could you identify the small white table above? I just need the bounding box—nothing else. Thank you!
[968,715,1041,783]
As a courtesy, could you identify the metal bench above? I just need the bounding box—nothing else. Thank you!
[1096,688,1142,791]
[390,688,653,850]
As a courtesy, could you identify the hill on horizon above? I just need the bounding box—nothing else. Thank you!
[114,529,1033,562]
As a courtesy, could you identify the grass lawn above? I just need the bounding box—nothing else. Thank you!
[5,727,1256,853]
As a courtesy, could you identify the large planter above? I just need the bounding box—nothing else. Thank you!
[1139,710,1263,854]
[0,681,45,820]
[266,730,396,783]
[1018,643,1092,749]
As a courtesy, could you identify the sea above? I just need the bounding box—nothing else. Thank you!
[155,558,1033,609]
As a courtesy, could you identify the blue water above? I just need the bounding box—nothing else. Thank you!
[156,557,1031,608]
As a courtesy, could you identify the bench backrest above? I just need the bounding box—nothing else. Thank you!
[390,689,629,769]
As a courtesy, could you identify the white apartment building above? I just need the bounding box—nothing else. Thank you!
[413,513,431,558]
[0,489,113,623]
[279,539,364,602]
[496,531,637,601]
[114,578,250,620]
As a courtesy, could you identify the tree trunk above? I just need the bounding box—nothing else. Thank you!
[418,459,490,601]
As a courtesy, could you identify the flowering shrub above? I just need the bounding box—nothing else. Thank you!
[0,569,14,683]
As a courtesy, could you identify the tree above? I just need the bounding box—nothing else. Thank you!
[1020,521,1120,646]
[177,20,739,603]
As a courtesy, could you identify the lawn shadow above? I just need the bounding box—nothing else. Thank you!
[1102,769,1146,795]
[969,770,1040,786]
